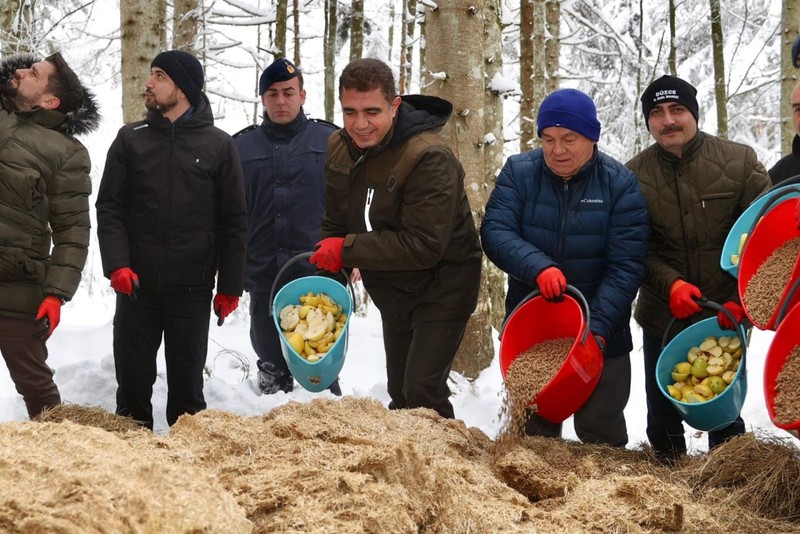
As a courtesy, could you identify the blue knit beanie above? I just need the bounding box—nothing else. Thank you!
[537,89,601,142]
[151,50,204,105]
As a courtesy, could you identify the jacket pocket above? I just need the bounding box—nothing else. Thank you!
[384,268,438,295]
[23,168,46,210]
[698,190,739,242]
[0,245,45,282]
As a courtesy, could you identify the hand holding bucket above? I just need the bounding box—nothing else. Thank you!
[657,298,749,432]
[269,252,355,392]
[499,285,603,424]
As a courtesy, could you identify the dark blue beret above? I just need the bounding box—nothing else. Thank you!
[259,58,300,95]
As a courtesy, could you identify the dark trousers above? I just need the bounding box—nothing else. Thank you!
[0,317,60,418]
[643,332,745,459]
[249,295,293,393]
[525,353,631,447]
[113,288,211,430]
[383,315,469,419]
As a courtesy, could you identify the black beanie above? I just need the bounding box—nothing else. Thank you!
[151,50,204,106]
[640,75,699,126]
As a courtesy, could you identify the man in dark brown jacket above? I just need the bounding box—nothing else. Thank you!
[310,58,481,419]
[0,52,99,418]
[626,75,770,462]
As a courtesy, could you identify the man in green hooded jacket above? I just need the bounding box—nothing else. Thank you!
[0,52,99,418]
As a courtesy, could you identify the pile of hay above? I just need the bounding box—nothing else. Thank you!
[3,399,800,533]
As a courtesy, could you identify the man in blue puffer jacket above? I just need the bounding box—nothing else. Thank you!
[481,89,649,446]
[234,58,342,395]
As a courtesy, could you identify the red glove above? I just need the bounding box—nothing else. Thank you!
[717,300,746,330]
[213,294,239,325]
[110,268,139,299]
[668,280,702,319]
[795,198,800,230]
[309,237,345,273]
[536,266,566,302]
[34,295,62,341]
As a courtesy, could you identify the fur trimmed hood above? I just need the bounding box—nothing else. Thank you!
[0,53,100,136]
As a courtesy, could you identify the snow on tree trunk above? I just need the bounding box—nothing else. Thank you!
[422,0,493,379]
[121,0,166,124]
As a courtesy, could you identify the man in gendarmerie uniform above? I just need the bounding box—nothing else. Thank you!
[234,58,342,396]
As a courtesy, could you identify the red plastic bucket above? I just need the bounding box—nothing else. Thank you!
[738,197,800,331]
[499,286,603,423]
[763,285,800,439]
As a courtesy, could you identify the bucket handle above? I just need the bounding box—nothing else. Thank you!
[498,284,592,343]
[774,276,800,328]
[740,185,800,256]
[268,251,356,317]
[660,297,748,372]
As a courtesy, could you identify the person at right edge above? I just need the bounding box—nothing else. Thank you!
[626,75,771,463]
[310,58,482,419]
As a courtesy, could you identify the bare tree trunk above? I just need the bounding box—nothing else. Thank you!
[324,0,337,121]
[709,0,727,138]
[634,0,647,154]
[544,0,559,94]
[483,0,507,333]
[520,0,547,152]
[781,0,800,156]
[350,0,363,60]
[121,0,166,124]
[1,0,33,54]
[668,0,677,75]
[293,0,300,66]
[172,0,199,52]
[423,0,493,379]
[275,0,287,58]
[519,0,534,151]
[399,0,417,93]
[388,0,396,62]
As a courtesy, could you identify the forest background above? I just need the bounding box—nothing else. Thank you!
[1,0,798,377]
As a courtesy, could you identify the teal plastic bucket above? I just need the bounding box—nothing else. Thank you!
[721,184,800,278]
[272,275,352,392]
[656,317,747,431]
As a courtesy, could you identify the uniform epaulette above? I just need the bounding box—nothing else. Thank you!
[310,117,340,130]
[232,124,258,138]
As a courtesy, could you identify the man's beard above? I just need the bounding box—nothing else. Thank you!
[144,88,179,114]
[1,78,39,111]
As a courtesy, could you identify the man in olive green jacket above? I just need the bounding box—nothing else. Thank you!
[0,52,99,418]
[311,58,481,419]
[626,75,770,462]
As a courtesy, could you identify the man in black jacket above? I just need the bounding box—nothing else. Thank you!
[96,50,247,430]
[769,80,800,185]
